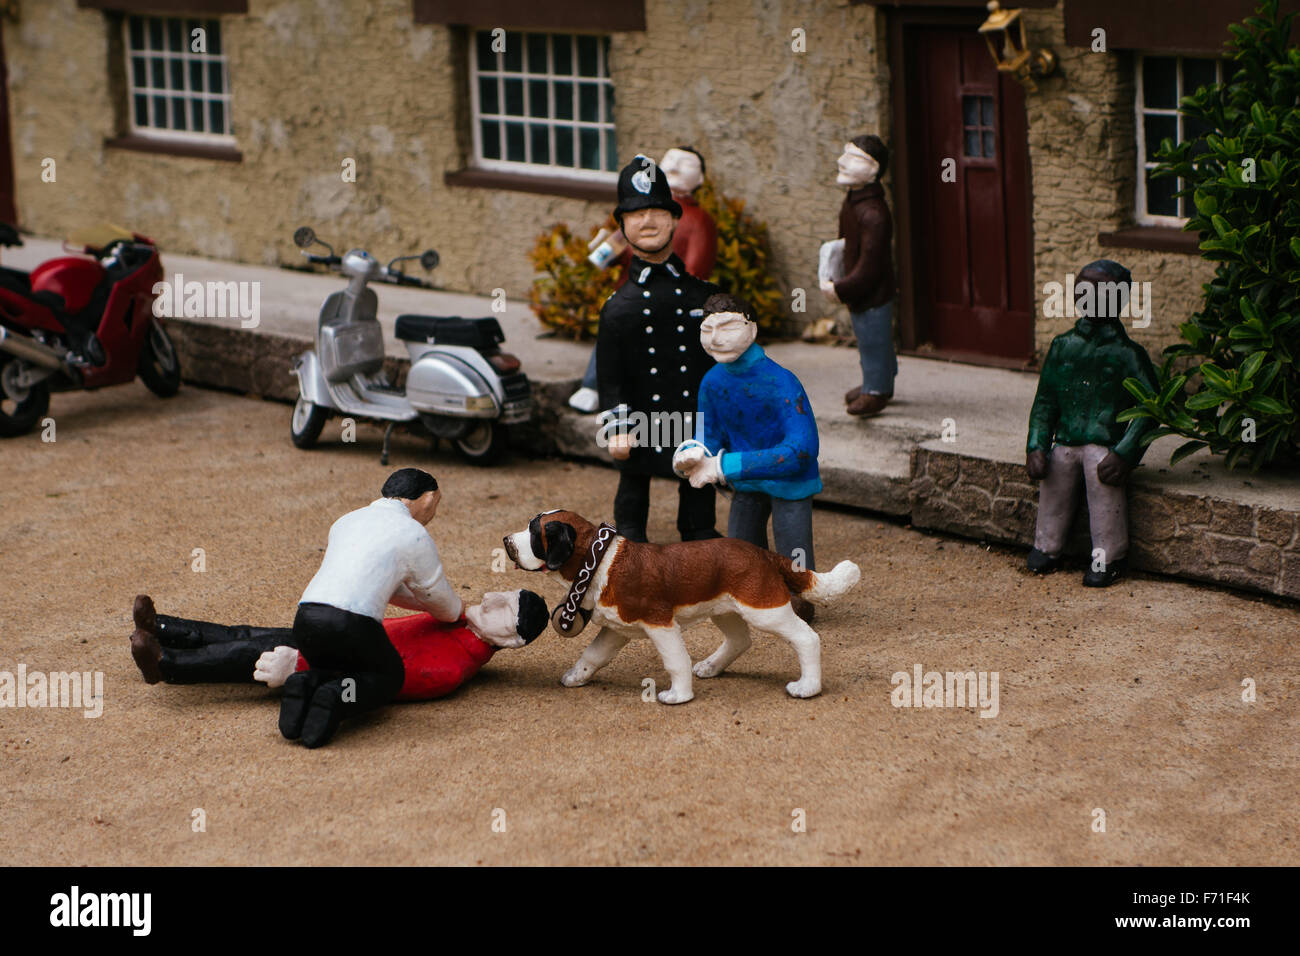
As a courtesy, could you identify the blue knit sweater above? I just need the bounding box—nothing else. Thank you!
[695,343,822,500]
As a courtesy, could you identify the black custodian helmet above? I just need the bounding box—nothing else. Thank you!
[613,155,683,221]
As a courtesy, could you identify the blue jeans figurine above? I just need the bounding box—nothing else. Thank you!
[847,299,897,416]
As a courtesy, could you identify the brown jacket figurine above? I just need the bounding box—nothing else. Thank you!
[835,181,894,313]
[822,134,898,417]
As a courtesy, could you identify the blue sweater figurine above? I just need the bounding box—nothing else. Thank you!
[673,294,823,616]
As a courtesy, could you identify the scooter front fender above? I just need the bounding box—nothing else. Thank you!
[292,350,334,408]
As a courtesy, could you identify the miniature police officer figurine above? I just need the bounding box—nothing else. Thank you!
[571,145,718,413]
[1025,259,1158,587]
[597,156,722,543]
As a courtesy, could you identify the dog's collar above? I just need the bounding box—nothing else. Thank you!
[550,523,618,638]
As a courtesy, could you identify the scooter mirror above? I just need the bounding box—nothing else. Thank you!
[293,226,317,249]
[420,249,440,271]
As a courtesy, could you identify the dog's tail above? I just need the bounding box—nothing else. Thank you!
[777,557,861,606]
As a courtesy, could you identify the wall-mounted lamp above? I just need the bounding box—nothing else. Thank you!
[978,1,1057,92]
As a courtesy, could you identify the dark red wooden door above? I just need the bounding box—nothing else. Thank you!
[0,22,15,225]
[906,26,1033,361]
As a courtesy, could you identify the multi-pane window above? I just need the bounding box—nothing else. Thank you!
[962,94,996,159]
[470,30,618,178]
[125,15,232,139]
[1135,55,1222,223]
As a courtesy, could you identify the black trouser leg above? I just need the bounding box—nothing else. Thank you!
[155,613,296,651]
[158,632,287,684]
[613,471,651,542]
[677,479,719,541]
[291,603,405,719]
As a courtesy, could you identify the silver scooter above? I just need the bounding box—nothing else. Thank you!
[288,226,532,465]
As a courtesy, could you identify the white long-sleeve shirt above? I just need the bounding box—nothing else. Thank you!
[299,498,462,623]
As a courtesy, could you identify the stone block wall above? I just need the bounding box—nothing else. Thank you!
[910,444,1300,600]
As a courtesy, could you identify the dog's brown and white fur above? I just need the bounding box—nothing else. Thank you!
[503,510,860,704]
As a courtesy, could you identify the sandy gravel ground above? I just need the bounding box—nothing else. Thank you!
[1,382,1297,866]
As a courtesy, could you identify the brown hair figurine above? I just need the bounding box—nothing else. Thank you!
[821,133,898,417]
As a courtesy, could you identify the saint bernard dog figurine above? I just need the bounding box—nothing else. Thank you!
[503,510,861,704]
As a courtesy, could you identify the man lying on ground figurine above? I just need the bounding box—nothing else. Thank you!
[130,589,547,701]
[130,467,547,748]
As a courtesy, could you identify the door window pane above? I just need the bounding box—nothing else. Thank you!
[961,95,995,159]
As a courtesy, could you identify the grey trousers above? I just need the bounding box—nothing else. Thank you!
[728,491,815,571]
[1033,443,1129,562]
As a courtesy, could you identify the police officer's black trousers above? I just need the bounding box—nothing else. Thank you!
[613,471,718,542]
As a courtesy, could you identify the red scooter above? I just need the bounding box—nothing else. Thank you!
[0,223,181,436]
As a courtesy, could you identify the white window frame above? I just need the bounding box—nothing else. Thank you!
[1134,53,1223,227]
[468,29,618,183]
[123,14,235,145]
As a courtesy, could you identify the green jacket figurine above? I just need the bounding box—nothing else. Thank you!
[1025,259,1158,588]
[1027,318,1158,467]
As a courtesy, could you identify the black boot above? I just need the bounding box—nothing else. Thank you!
[300,684,345,749]
[279,671,319,741]
[1082,556,1127,588]
[1026,548,1063,574]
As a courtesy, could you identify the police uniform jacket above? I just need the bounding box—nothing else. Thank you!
[596,252,719,478]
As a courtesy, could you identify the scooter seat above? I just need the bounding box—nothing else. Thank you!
[394,315,504,351]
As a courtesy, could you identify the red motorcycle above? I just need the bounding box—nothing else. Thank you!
[0,223,181,436]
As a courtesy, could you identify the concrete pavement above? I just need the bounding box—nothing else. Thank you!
[6,235,1297,599]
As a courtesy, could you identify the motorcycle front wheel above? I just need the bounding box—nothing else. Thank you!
[290,394,328,448]
[453,421,508,465]
[138,320,182,397]
[0,358,49,437]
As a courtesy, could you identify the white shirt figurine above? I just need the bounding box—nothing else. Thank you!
[299,497,463,623]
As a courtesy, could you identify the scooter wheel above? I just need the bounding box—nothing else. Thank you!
[453,421,509,465]
[290,395,328,448]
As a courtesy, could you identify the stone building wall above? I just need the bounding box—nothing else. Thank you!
[7,0,1218,360]
[1022,4,1217,360]
[610,0,886,321]
[6,0,881,317]
[9,0,612,298]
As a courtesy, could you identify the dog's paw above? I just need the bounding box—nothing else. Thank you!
[657,686,694,705]
[693,658,724,679]
[561,664,594,687]
[785,678,822,699]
